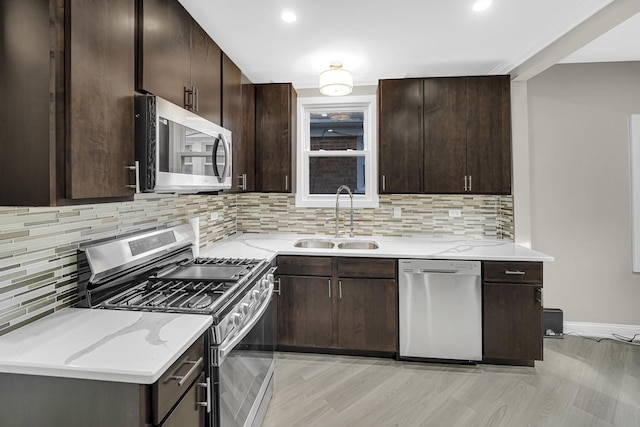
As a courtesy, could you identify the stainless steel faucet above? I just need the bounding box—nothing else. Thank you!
[335,185,354,238]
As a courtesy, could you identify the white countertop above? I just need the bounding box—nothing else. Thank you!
[0,308,212,384]
[200,233,554,262]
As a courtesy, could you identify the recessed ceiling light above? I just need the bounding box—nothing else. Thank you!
[472,0,492,12]
[281,9,297,23]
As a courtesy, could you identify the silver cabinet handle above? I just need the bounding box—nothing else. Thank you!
[535,288,542,304]
[469,175,472,192]
[274,277,281,295]
[505,270,526,275]
[339,280,342,299]
[184,86,193,109]
[285,175,289,191]
[382,175,386,191]
[168,356,203,386]
[196,377,211,413]
[125,161,140,193]
[328,279,331,298]
[464,176,468,192]
[238,173,247,190]
[194,87,199,112]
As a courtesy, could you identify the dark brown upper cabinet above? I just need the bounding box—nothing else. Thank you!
[138,0,222,124]
[221,55,250,191]
[0,0,135,206]
[255,83,297,193]
[378,79,424,193]
[378,75,512,195]
[238,82,256,192]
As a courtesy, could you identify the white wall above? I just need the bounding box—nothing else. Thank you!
[527,61,640,325]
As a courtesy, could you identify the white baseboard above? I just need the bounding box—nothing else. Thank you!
[563,321,640,339]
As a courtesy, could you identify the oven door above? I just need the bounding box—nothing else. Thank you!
[210,290,274,427]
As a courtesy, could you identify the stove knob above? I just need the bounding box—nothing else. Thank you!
[231,313,241,326]
[251,289,261,300]
[240,303,250,315]
[261,279,269,289]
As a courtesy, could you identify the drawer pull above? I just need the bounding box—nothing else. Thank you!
[169,357,203,386]
[504,270,526,275]
[197,377,211,413]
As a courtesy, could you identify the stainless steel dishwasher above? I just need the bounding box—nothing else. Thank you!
[399,259,482,361]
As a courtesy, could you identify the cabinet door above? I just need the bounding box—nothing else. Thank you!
[466,76,512,194]
[483,283,543,360]
[255,84,295,192]
[277,276,334,348]
[337,278,397,352]
[221,54,245,191]
[139,0,191,108]
[378,79,423,193]
[67,0,134,200]
[190,22,221,124]
[423,77,468,193]
[239,83,256,191]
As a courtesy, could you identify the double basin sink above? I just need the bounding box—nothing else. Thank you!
[293,239,379,250]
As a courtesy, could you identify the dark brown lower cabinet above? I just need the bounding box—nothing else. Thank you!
[337,278,397,352]
[276,256,398,355]
[277,275,334,348]
[483,284,543,361]
[0,336,206,427]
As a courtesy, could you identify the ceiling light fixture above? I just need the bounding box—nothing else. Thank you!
[472,0,492,12]
[319,63,353,96]
[281,9,297,23]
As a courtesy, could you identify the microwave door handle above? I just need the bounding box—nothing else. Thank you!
[211,137,222,182]
[220,134,230,182]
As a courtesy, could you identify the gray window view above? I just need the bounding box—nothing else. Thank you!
[308,111,365,194]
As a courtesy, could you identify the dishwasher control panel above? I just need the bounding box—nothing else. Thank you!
[398,259,481,275]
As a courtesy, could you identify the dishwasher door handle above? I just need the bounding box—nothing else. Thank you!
[419,269,459,274]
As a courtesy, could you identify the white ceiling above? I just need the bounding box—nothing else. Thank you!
[178,0,640,89]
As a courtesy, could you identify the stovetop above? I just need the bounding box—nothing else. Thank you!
[101,257,267,315]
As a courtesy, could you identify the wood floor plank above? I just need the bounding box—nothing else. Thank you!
[262,337,640,427]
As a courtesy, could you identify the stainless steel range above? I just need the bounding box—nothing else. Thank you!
[77,224,276,427]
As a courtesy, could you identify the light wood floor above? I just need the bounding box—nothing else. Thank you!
[262,337,640,427]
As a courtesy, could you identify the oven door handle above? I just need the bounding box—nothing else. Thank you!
[216,283,273,365]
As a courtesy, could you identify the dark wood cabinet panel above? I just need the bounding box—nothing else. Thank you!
[277,256,332,276]
[466,76,512,194]
[67,0,135,200]
[1,0,135,205]
[337,258,396,279]
[378,79,423,193]
[190,23,221,124]
[338,278,397,352]
[483,261,543,284]
[423,77,468,193]
[161,372,206,427]
[239,82,256,191]
[0,0,54,205]
[483,283,543,361]
[139,0,191,109]
[277,276,334,348]
[139,0,222,124]
[377,75,511,195]
[221,55,246,191]
[276,256,398,355]
[255,83,296,192]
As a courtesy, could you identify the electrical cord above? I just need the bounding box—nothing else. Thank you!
[563,332,640,346]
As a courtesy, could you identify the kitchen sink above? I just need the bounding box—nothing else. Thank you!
[336,240,379,250]
[293,239,336,249]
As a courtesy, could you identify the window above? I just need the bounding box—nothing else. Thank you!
[296,95,378,208]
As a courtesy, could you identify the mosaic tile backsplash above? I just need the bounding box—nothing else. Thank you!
[0,193,236,336]
[0,192,513,336]
[237,193,514,239]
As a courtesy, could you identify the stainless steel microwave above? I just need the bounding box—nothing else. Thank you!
[134,95,232,193]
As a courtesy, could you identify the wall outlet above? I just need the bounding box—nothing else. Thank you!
[448,209,462,218]
[393,207,402,218]
[210,212,219,221]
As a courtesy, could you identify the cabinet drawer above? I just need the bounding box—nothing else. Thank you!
[337,258,396,279]
[153,335,205,425]
[483,261,542,284]
[160,372,206,427]
[277,256,332,276]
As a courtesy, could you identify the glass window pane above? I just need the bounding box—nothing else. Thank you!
[308,157,366,195]
[309,111,364,151]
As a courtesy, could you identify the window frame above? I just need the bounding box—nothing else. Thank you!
[295,95,379,208]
